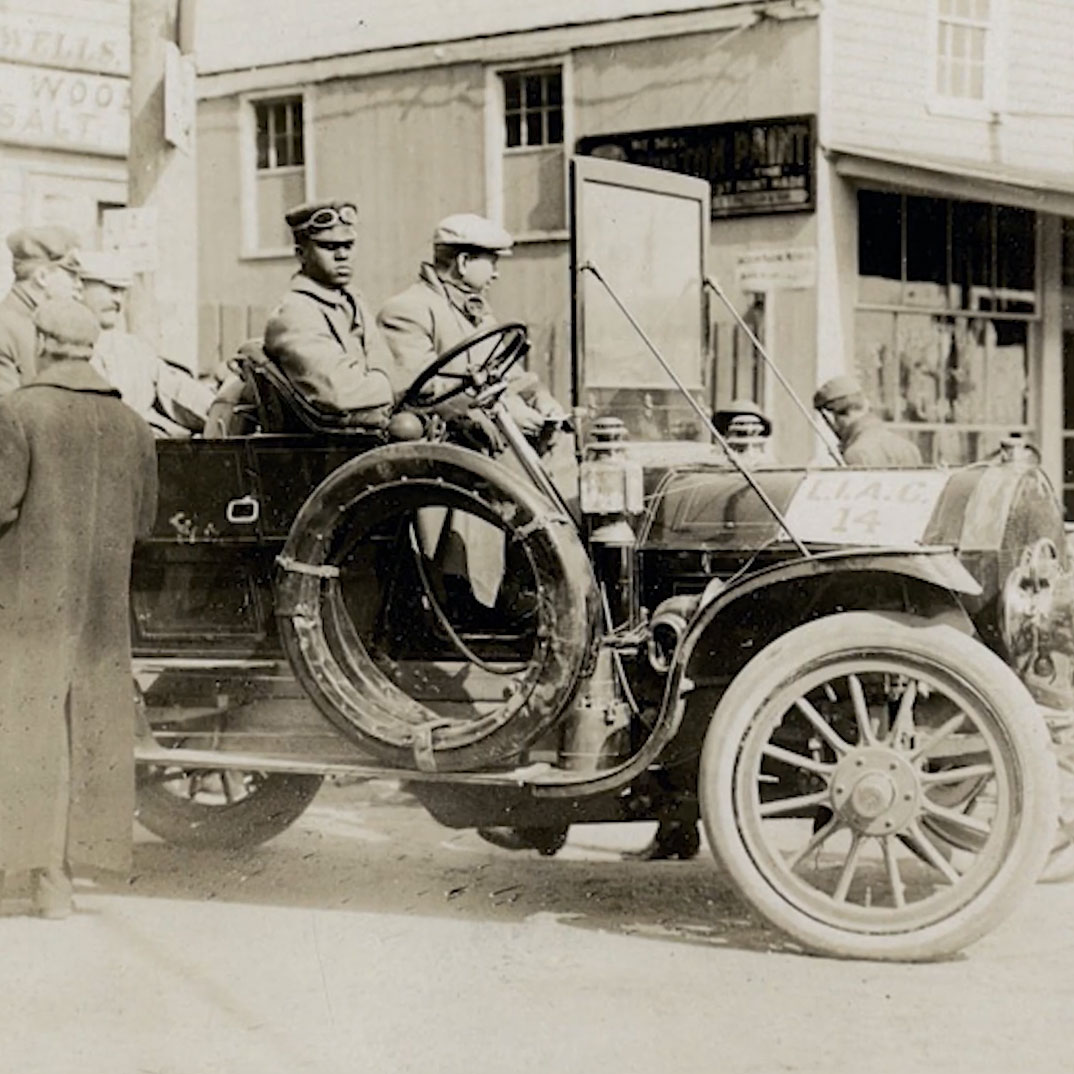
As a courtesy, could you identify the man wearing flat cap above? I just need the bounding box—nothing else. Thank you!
[263,199,394,419]
[81,250,214,437]
[0,225,84,395]
[813,374,922,467]
[0,298,157,919]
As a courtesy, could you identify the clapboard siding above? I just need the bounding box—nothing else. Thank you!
[827,0,1074,177]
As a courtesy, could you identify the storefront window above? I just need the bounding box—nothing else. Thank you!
[855,190,1037,465]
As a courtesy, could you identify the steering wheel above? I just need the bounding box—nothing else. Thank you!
[401,322,530,408]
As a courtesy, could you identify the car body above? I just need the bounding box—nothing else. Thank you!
[133,159,1071,961]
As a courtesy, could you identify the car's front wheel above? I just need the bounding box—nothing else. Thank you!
[699,612,1056,961]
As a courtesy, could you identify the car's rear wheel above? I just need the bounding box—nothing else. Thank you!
[136,720,323,850]
[699,612,1056,961]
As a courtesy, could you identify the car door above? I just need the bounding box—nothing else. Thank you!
[131,437,271,657]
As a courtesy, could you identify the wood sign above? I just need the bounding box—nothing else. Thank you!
[577,114,815,220]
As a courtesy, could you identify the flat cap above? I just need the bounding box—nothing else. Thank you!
[78,249,133,288]
[813,375,864,411]
[714,398,771,437]
[6,225,81,270]
[284,199,358,238]
[433,213,513,255]
[34,298,100,359]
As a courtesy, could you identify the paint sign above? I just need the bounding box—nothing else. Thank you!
[781,470,950,546]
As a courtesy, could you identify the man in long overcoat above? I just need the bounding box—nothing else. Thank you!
[0,298,158,917]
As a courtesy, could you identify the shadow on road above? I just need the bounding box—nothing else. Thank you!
[105,788,798,959]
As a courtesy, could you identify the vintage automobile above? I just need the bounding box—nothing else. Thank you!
[132,158,1072,962]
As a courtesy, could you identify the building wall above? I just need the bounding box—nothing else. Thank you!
[827,0,1074,172]
[822,0,1074,484]
[195,13,822,461]
[0,1,129,290]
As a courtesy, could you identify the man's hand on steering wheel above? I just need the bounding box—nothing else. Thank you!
[399,322,530,411]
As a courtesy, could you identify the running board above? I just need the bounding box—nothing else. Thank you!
[135,743,571,786]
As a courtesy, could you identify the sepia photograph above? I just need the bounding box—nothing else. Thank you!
[1,1,1073,1071]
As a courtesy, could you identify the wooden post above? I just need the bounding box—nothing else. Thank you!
[127,0,198,371]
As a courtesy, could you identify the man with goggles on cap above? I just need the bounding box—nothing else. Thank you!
[0,226,84,396]
[263,199,394,421]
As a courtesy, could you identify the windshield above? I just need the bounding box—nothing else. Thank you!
[571,156,711,443]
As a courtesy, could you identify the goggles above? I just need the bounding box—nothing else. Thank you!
[297,204,358,233]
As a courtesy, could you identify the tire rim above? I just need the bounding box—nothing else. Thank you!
[732,652,1023,934]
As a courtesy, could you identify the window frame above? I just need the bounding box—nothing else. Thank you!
[928,0,1007,118]
[854,186,1040,464]
[484,55,573,244]
[239,86,315,260]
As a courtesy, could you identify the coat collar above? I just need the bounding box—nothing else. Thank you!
[417,262,490,326]
[289,272,358,310]
[25,359,121,397]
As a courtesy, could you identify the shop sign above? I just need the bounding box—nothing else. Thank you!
[0,63,128,156]
[0,11,127,75]
[577,114,814,220]
[736,246,817,291]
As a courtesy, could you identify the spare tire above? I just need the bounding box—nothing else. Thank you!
[275,442,600,772]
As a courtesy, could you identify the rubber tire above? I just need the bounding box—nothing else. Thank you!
[136,770,324,850]
[699,612,1057,961]
[276,441,599,772]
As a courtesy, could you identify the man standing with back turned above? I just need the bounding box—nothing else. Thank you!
[813,375,922,466]
[0,298,157,918]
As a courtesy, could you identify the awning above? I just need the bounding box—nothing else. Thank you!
[826,143,1074,217]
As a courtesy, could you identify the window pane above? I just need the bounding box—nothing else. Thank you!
[950,60,965,98]
[290,101,304,165]
[504,75,520,110]
[546,107,563,145]
[975,0,990,19]
[968,64,984,99]
[1063,219,1074,288]
[905,197,948,306]
[969,27,985,60]
[547,75,562,106]
[996,206,1035,298]
[524,75,542,108]
[939,0,953,13]
[526,110,543,147]
[952,202,991,308]
[858,190,903,303]
[505,112,521,148]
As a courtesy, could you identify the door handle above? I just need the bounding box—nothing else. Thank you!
[226,495,260,525]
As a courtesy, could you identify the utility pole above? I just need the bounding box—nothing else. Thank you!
[126,0,198,371]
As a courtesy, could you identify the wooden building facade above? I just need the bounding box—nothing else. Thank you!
[195,0,1074,487]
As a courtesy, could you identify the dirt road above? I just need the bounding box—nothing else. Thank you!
[3,780,1072,1074]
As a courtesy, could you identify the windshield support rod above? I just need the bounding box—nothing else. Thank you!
[703,275,845,467]
[579,261,811,558]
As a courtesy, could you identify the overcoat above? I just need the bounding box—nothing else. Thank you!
[263,273,393,414]
[843,413,923,467]
[0,361,158,874]
[0,285,39,396]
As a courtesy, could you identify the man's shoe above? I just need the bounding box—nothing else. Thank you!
[31,866,73,920]
[476,826,569,856]
[623,820,701,862]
